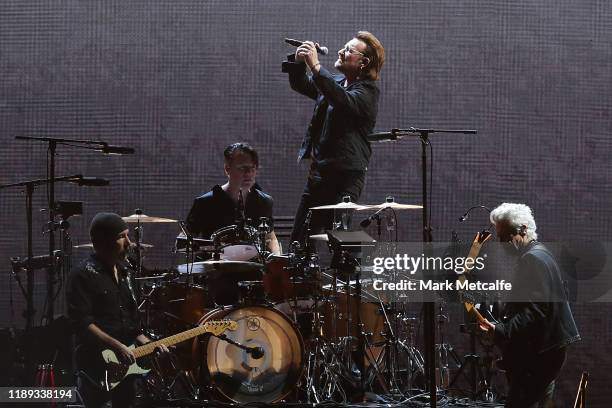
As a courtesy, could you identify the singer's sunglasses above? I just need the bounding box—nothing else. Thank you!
[341,45,365,56]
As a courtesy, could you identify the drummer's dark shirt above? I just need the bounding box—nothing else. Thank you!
[185,184,274,239]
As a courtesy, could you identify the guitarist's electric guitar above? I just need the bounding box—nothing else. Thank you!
[95,320,237,390]
[458,230,494,326]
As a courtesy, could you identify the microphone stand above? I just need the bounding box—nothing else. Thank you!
[1,173,100,384]
[370,127,477,407]
[0,174,103,330]
[15,136,132,325]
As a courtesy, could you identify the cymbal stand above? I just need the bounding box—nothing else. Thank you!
[449,322,497,402]
[303,266,349,403]
[257,216,272,256]
[396,314,426,392]
[368,211,406,395]
[435,304,461,390]
[177,220,197,284]
[131,209,145,297]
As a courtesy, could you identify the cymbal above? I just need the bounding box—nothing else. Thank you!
[310,202,370,210]
[176,262,208,275]
[122,213,177,223]
[73,242,154,249]
[358,202,423,210]
[309,233,329,242]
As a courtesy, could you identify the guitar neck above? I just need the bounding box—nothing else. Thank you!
[133,323,212,359]
[461,231,490,325]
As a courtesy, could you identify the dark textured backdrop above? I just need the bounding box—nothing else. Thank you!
[1,0,611,405]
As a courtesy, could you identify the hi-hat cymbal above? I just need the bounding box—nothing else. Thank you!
[310,202,370,210]
[358,202,423,210]
[73,242,154,249]
[122,213,177,223]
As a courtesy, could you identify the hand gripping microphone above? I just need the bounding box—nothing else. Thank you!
[285,38,329,55]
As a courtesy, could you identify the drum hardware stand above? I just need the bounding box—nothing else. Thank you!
[573,371,588,408]
[147,351,200,402]
[130,209,145,296]
[304,313,349,403]
[137,284,157,333]
[379,302,407,396]
[373,301,426,398]
[327,229,376,401]
[359,322,390,395]
[362,211,410,397]
[449,321,498,402]
[301,212,351,403]
[396,322,426,391]
[434,304,461,390]
[257,217,272,255]
[303,258,350,403]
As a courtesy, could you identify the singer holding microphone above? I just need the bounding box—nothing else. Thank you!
[283,31,385,243]
[184,142,280,254]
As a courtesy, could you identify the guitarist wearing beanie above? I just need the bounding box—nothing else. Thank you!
[67,212,169,407]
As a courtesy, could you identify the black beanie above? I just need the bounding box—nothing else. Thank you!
[90,212,129,243]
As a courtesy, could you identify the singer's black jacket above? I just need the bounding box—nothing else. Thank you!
[285,59,379,171]
[185,184,273,239]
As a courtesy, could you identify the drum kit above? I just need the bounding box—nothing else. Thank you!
[113,198,442,405]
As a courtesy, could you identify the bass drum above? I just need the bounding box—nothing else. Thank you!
[193,305,304,403]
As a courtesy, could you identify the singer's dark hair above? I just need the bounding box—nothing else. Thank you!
[356,31,385,81]
[223,142,259,167]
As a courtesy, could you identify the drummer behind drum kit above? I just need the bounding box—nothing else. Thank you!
[109,198,468,405]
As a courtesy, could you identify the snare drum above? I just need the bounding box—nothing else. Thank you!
[192,305,304,403]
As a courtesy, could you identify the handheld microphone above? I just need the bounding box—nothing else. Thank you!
[285,38,329,55]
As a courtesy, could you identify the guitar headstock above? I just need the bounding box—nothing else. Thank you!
[203,320,238,336]
[474,229,493,245]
